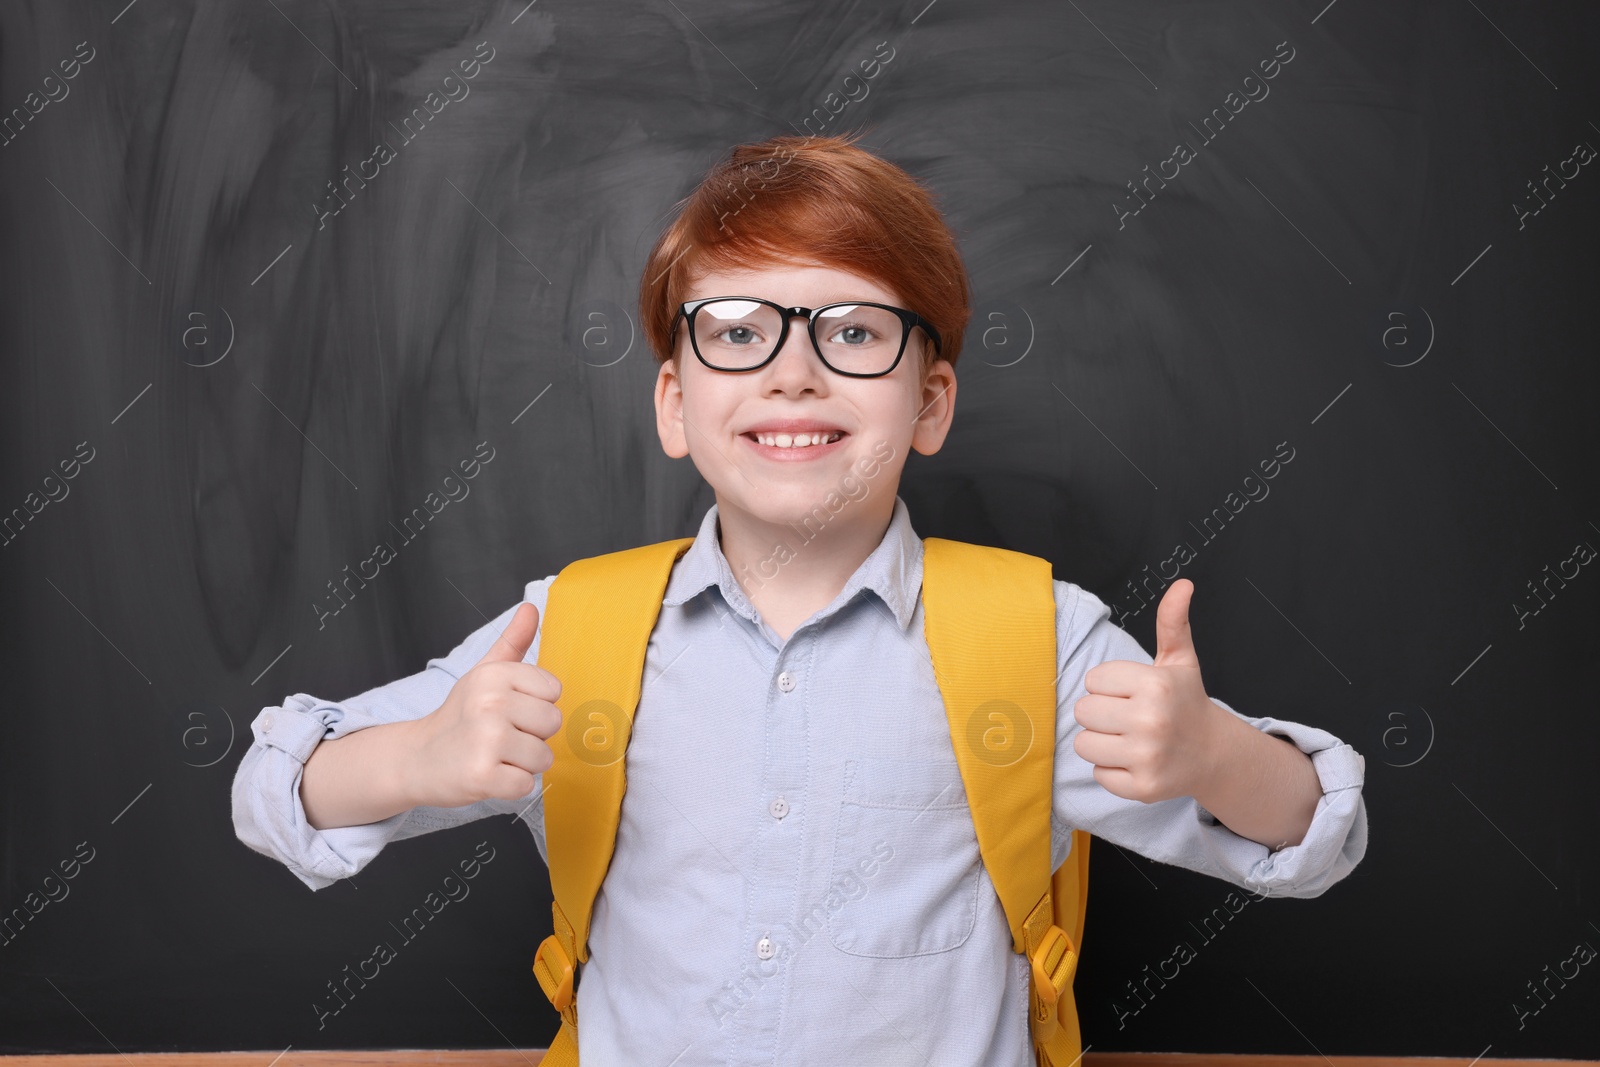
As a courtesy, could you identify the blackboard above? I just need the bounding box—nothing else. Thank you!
[2,0,1597,1058]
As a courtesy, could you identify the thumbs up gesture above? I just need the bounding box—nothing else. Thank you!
[1071,580,1231,805]
[402,602,564,810]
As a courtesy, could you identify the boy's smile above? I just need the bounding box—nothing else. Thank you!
[739,422,849,461]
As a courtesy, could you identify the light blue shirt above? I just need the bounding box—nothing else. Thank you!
[232,494,1367,1066]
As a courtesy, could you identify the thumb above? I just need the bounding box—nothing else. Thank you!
[1152,579,1199,669]
[477,601,541,666]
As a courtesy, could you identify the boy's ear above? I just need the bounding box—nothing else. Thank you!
[655,356,691,459]
[910,357,957,456]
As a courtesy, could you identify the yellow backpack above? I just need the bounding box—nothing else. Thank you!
[530,536,1091,1066]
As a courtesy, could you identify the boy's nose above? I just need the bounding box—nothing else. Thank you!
[765,321,828,385]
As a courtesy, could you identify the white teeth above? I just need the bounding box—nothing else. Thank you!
[752,431,842,448]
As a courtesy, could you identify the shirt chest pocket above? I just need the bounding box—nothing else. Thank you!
[825,756,982,958]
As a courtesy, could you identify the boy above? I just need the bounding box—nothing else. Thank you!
[232,132,1367,1065]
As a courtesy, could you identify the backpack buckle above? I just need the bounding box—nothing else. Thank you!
[533,933,575,1015]
[1029,924,1078,1040]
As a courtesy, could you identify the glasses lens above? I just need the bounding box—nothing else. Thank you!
[692,299,786,370]
[813,304,906,375]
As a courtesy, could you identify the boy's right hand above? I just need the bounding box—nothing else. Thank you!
[401,602,563,809]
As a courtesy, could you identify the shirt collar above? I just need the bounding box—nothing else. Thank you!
[661,494,923,633]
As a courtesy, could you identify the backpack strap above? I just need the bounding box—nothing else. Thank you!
[530,536,695,1067]
[922,537,1088,1066]
[1048,829,1092,1060]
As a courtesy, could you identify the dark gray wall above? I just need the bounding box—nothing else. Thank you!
[2,0,1597,1056]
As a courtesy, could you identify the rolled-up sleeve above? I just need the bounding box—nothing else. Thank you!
[1048,581,1368,899]
[231,577,555,891]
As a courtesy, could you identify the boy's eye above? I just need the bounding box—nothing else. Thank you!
[713,324,764,346]
[827,323,876,346]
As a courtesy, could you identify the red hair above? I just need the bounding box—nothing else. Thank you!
[639,132,970,377]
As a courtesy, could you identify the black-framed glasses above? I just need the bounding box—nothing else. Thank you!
[671,296,942,378]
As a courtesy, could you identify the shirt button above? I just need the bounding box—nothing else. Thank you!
[777,671,796,692]
[261,711,274,733]
[769,796,789,820]
[756,936,776,960]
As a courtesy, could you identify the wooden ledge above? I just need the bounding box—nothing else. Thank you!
[0,1053,1591,1065]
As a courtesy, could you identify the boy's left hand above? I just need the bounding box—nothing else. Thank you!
[1071,579,1236,805]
